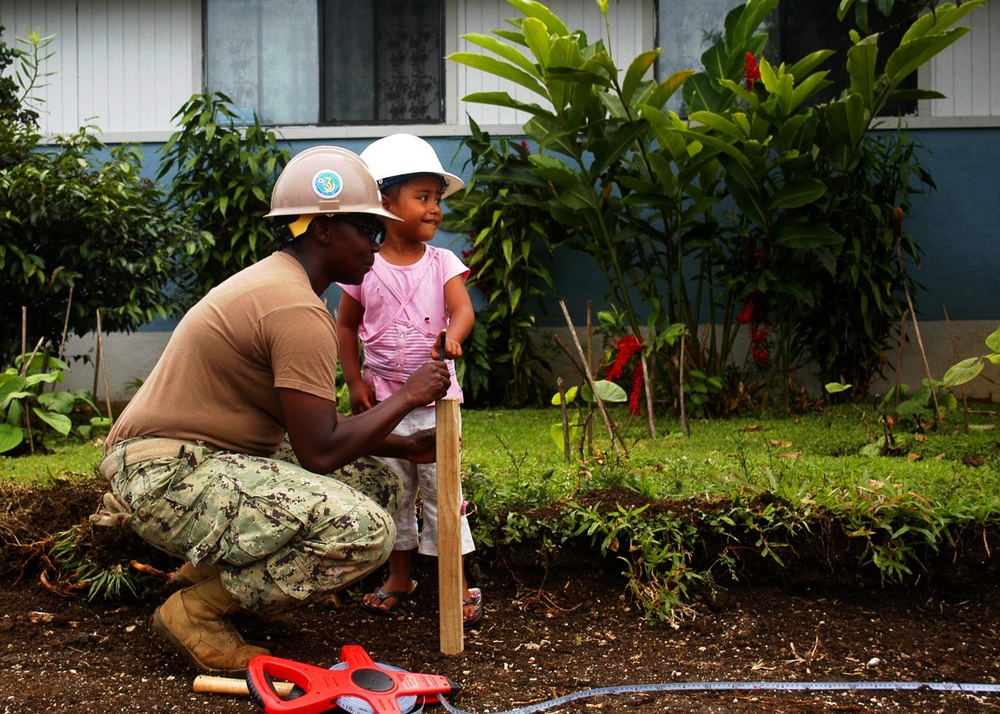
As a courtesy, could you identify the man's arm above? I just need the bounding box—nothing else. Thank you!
[278,360,450,474]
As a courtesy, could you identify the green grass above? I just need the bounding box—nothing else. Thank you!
[0,437,103,486]
[462,405,1000,510]
[6,406,999,510]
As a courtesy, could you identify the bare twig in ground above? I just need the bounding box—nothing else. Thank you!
[96,309,114,426]
[641,346,655,439]
[558,300,625,456]
[944,306,970,433]
[58,285,73,361]
[893,206,942,433]
[557,377,570,463]
[679,329,690,437]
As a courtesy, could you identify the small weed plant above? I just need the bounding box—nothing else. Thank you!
[0,353,108,454]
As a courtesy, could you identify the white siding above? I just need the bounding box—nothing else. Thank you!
[1,0,996,139]
[920,0,997,121]
[0,0,199,138]
[455,0,653,129]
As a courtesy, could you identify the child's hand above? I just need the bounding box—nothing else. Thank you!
[431,334,463,360]
[350,383,378,414]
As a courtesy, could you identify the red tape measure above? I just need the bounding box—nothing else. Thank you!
[246,645,459,714]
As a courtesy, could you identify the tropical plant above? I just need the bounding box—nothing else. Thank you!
[448,0,981,412]
[0,24,46,155]
[156,91,291,298]
[0,353,108,455]
[441,119,561,407]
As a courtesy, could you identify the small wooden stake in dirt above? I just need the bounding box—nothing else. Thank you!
[436,396,463,655]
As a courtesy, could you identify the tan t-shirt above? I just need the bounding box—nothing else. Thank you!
[106,252,338,455]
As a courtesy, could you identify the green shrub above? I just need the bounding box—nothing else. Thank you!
[156,91,291,297]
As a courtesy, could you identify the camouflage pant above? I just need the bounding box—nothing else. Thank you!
[108,438,402,614]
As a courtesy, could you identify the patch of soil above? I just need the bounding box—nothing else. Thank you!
[2,480,1000,713]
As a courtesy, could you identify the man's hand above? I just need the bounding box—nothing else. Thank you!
[401,361,451,407]
[401,427,438,463]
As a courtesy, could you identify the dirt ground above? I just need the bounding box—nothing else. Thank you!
[2,479,1000,714]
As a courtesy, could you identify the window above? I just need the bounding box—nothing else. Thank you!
[656,0,915,116]
[205,0,443,126]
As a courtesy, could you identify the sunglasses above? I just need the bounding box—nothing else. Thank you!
[337,216,385,245]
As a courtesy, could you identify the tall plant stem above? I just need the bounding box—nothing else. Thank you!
[679,329,690,437]
[893,207,942,433]
[58,286,73,360]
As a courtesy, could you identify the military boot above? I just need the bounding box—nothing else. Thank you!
[170,561,222,588]
[151,575,270,675]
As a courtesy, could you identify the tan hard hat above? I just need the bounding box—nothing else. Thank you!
[266,146,401,236]
[360,133,464,199]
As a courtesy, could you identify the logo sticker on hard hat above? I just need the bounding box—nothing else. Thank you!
[312,170,344,199]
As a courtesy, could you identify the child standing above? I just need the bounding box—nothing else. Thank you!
[336,133,481,625]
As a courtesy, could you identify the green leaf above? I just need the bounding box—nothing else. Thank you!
[448,53,548,98]
[0,423,24,453]
[582,379,628,404]
[985,326,1000,353]
[509,0,570,36]
[521,18,553,70]
[461,92,550,117]
[774,223,845,250]
[552,385,579,406]
[846,37,878,110]
[768,179,827,210]
[459,33,541,79]
[942,357,983,388]
[31,408,72,435]
[622,50,659,106]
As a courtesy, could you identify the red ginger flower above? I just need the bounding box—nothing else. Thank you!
[606,335,643,381]
[629,363,645,415]
[745,52,761,91]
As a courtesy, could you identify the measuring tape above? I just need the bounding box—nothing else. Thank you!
[433,679,1000,714]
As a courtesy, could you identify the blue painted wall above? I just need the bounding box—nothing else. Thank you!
[134,128,997,330]
[902,128,1000,321]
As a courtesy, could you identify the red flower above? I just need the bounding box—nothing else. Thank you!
[737,295,755,325]
[606,335,643,381]
[752,346,769,363]
[629,363,645,415]
[745,52,761,91]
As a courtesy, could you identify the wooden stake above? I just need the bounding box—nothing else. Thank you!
[436,397,463,655]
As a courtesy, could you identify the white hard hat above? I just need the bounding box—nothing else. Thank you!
[267,146,401,237]
[360,133,465,199]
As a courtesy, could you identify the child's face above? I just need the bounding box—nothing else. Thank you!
[383,175,444,243]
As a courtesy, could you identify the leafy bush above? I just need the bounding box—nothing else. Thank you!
[156,91,291,296]
[0,353,108,454]
[0,30,207,365]
[441,120,561,407]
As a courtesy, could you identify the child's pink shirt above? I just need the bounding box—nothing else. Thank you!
[338,245,469,402]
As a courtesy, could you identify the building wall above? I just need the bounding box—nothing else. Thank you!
[0,0,652,139]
